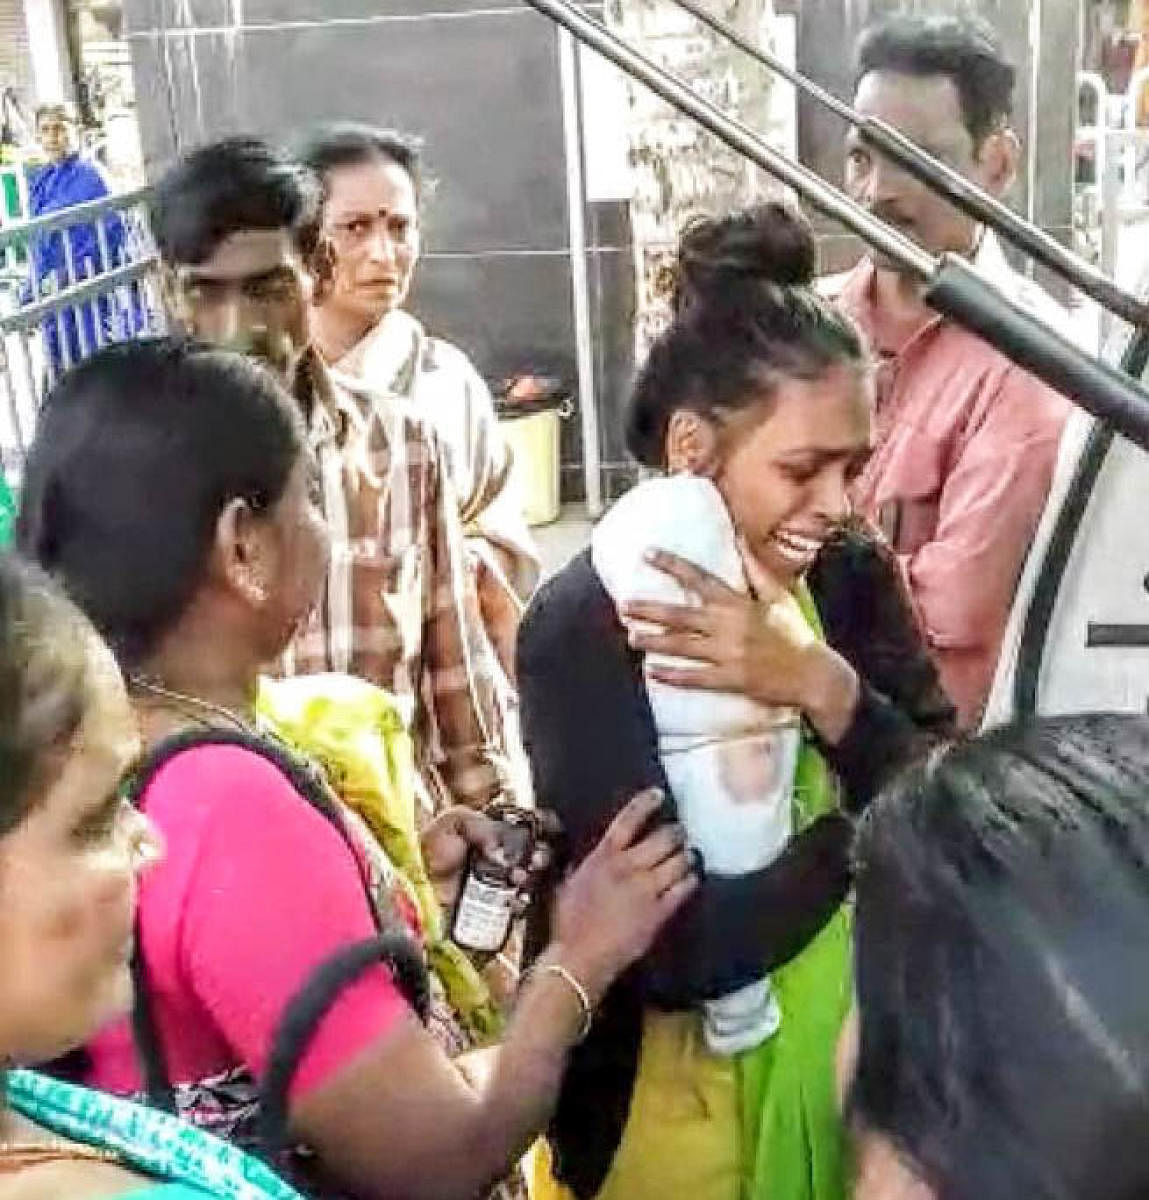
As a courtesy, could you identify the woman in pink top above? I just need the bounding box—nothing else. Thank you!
[0,554,298,1200]
[17,338,697,1199]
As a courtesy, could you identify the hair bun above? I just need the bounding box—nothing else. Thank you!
[674,201,817,308]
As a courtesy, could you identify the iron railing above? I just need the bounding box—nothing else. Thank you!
[0,183,165,477]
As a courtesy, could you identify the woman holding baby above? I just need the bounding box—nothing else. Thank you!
[519,203,956,1200]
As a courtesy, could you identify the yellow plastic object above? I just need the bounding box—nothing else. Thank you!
[500,406,562,527]
[257,672,501,1042]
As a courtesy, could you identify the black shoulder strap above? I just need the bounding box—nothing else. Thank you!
[122,727,349,835]
[123,727,430,1120]
[258,931,430,1159]
[129,946,176,1112]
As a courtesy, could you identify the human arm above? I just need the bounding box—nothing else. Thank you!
[420,437,516,808]
[626,542,953,812]
[420,803,556,911]
[518,552,853,1007]
[453,358,540,604]
[167,747,691,1199]
[472,549,524,682]
[453,359,540,679]
[806,519,957,796]
[290,790,694,1200]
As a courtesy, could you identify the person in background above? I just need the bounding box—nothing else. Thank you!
[825,14,1070,729]
[846,713,1149,1200]
[17,338,696,1200]
[294,123,539,677]
[148,136,519,817]
[0,552,302,1199]
[23,102,142,376]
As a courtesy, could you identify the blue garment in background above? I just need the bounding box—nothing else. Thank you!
[21,154,146,375]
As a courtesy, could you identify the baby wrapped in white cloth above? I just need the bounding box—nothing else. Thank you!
[592,474,802,1055]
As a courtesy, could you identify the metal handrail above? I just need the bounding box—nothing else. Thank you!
[520,0,1149,450]
[661,0,1149,330]
[0,185,151,252]
[532,0,934,274]
[0,255,158,333]
[0,183,160,471]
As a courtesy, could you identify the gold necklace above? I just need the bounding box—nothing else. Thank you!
[128,675,257,735]
[0,1140,123,1172]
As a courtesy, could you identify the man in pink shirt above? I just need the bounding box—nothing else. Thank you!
[825,13,1070,728]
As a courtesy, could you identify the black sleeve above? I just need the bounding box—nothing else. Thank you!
[824,681,935,815]
[518,551,851,1007]
[808,521,958,811]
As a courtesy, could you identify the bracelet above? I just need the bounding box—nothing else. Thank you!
[530,962,594,1042]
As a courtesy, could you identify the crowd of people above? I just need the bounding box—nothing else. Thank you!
[1,11,1146,1200]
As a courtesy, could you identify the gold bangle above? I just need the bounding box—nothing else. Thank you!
[530,962,594,1041]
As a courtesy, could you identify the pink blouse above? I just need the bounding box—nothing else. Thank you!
[86,744,411,1103]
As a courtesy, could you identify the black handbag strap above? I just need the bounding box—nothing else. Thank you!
[129,941,177,1112]
[258,931,430,1158]
[122,727,431,1122]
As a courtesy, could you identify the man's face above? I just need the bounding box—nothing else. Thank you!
[165,229,313,382]
[845,71,1008,269]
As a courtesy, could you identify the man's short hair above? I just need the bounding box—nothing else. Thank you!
[149,136,323,267]
[855,14,1016,145]
[291,122,424,203]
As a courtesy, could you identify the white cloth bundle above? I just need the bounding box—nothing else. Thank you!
[592,475,801,1054]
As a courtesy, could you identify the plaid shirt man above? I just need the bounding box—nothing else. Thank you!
[290,353,516,813]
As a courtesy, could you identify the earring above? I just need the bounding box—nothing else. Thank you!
[240,567,269,607]
[678,452,715,478]
[129,812,164,869]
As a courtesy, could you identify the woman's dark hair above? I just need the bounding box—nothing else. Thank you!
[627,202,867,467]
[17,337,304,669]
[855,14,1015,145]
[0,554,96,836]
[150,136,323,265]
[292,122,424,203]
[852,713,1149,1200]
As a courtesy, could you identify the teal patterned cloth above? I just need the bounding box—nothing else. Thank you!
[5,1069,302,1199]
